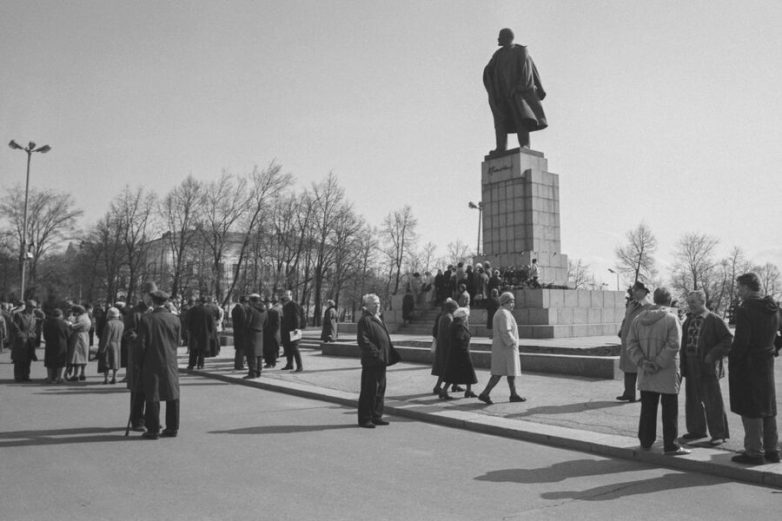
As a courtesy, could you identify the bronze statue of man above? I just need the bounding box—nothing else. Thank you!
[483,28,547,154]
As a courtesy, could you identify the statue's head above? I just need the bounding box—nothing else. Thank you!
[498,28,514,47]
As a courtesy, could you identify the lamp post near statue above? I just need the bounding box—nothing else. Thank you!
[468,201,483,256]
[607,268,620,291]
[8,140,51,300]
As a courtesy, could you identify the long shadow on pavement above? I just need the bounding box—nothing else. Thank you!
[476,459,650,484]
[504,400,627,418]
[210,424,358,435]
[539,472,728,500]
[0,426,132,448]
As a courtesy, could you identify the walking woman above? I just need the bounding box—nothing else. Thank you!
[98,307,124,384]
[440,307,478,399]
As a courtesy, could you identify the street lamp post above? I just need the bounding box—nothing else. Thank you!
[8,140,51,300]
[607,268,620,291]
[468,201,483,256]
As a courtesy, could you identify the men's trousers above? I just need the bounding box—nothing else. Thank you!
[358,365,386,424]
[130,391,146,428]
[145,398,180,434]
[13,360,32,381]
[639,391,679,451]
[233,341,245,370]
[247,355,262,377]
[188,351,204,369]
[741,415,779,457]
[283,340,302,370]
[684,361,729,439]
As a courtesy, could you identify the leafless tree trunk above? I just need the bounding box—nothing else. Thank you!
[382,205,417,296]
[615,222,658,284]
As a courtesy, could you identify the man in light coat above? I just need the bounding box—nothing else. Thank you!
[679,290,732,445]
[627,287,687,455]
[617,281,653,402]
[477,291,525,404]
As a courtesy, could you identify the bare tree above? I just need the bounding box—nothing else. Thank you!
[671,232,720,293]
[92,213,126,304]
[0,185,83,286]
[381,205,418,295]
[198,172,249,302]
[446,239,472,266]
[615,222,657,284]
[111,186,158,304]
[222,163,293,305]
[754,262,781,300]
[567,258,592,289]
[160,175,203,298]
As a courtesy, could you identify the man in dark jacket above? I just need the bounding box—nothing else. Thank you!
[280,290,303,372]
[357,293,392,428]
[243,294,266,379]
[320,299,337,342]
[10,300,39,382]
[231,296,248,370]
[680,290,732,445]
[187,296,220,370]
[729,272,781,464]
[263,299,281,368]
[138,290,182,439]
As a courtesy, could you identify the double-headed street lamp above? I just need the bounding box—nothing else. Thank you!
[468,201,483,256]
[8,140,51,300]
[607,268,620,291]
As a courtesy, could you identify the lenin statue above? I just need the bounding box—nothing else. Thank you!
[484,28,547,155]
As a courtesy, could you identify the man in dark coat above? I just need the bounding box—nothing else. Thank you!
[320,299,338,342]
[679,290,732,445]
[280,290,303,372]
[243,294,266,379]
[137,290,182,439]
[357,293,393,428]
[483,27,547,153]
[231,296,248,370]
[729,272,781,464]
[10,300,38,382]
[187,296,220,370]
[263,299,281,368]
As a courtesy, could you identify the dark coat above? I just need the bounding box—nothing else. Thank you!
[320,305,337,342]
[264,306,281,359]
[138,307,182,402]
[680,311,733,379]
[244,303,267,358]
[281,300,301,344]
[729,296,781,418]
[10,310,37,364]
[485,297,500,329]
[444,319,477,385]
[231,303,248,353]
[357,311,393,367]
[188,303,220,357]
[43,316,69,368]
[431,312,454,377]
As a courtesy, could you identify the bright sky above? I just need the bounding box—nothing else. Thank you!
[2,1,781,286]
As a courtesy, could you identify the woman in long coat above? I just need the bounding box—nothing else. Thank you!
[320,300,338,342]
[68,305,92,382]
[441,307,478,399]
[43,308,69,384]
[431,299,457,395]
[477,292,524,404]
[98,307,124,384]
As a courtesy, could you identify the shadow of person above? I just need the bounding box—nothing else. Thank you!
[505,400,627,418]
[0,426,130,448]
[475,459,644,484]
[209,424,358,435]
[539,472,726,501]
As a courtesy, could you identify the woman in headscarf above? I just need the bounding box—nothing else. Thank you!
[68,305,92,382]
[43,308,69,384]
[98,307,124,384]
[440,307,478,400]
[477,291,525,404]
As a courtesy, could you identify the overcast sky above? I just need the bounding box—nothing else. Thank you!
[2,0,781,286]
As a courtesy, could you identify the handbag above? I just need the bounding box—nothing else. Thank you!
[290,329,302,342]
[387,344,402,366]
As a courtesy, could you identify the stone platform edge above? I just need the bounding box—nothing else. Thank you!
[181,366,782,490]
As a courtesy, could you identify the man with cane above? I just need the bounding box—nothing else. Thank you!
[125,281,157,436]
